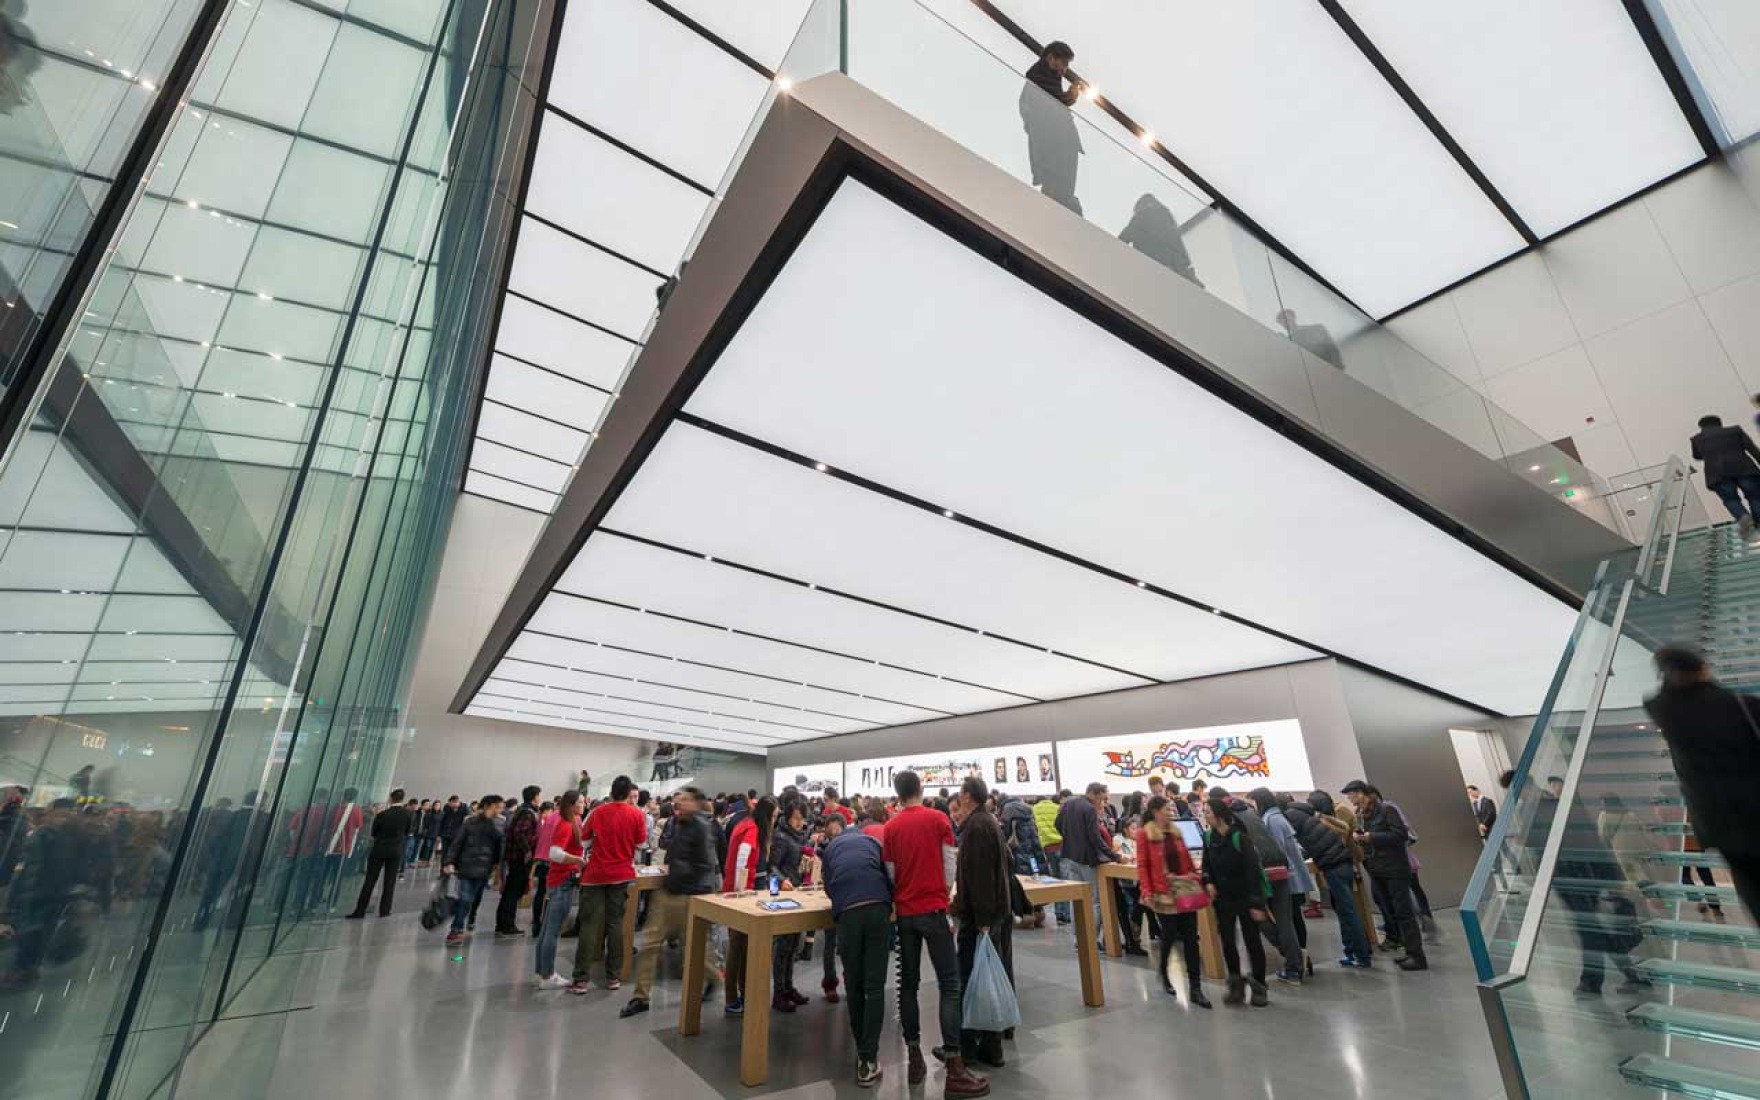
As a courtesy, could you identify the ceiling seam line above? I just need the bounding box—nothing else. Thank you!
[537,593,1044,702]
[641,0,776,81]
[470,698,786,746]
[961,0,1369,316]
[541,104,717,195]
[502,638,956,717]
[463,464,565,497]
[480,395,595,435]
[488,666,856,731]
[668,413,1324,670]
[488,350,616,395]
[473,437,578,468]
[598,525,1158,685]
[473,688,794,740]
[460,488,555,515]
[521,211,672,279]
[502,287,643,345]
[1314,0,1537,245]
[1620,0,1722,159]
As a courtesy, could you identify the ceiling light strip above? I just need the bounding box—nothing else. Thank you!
[600,526,1156,684]
[482,671,841,735]
[470,701,778,749]
[538,594,1042,703]
[474,689,791,742]
[493,656,881,727]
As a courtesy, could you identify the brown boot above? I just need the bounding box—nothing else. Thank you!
[943,1056,990,1099]
[907,1044,927,1085]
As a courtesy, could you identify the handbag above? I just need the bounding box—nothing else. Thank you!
[1266,864,1291,883]
[1161,832,1210,912]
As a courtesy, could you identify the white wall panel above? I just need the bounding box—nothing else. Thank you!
[464,470,557,513]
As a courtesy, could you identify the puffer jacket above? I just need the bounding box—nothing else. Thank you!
[446,815,503,881]
[998,795,1045,873]
[1284,803,1350,872]
[768,821,806,887]
[1360,800,1413,880]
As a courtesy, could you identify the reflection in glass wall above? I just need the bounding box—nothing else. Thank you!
[0,0,551,1096]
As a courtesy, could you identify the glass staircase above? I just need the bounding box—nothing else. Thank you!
[1464,458,1760,1099]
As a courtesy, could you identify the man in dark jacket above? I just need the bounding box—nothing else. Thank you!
[435,795,466,864]
[1343,782,1426,971]
[1285,799,1372,966]
[823,805,893,1088]
[952,777,1012,1071]
[1119,193,1200,286]
[1691,414,1760,533]
[1055,782,1118,951]
[1468,785,1497,838]
[442,794,503,944]
[1019,40,1086,214]
[1645,646,1760,923]
[495,785,541,936]
[347,788,411,920]
[622,787,719,1018]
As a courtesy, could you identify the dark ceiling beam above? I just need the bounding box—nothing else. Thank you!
[1317,0,1538,246]
[964,0,1368,317]
[1621,0,1723,159]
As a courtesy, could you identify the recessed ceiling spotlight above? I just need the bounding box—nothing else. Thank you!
[942,509,955,518]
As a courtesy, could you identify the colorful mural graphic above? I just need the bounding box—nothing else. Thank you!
[1100,735,1270,781]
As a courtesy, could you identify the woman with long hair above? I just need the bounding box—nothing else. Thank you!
[534,790,586,986]
[1202,797,1271,1007]
[1136,796,1209,1008]
[721,795,777,1016]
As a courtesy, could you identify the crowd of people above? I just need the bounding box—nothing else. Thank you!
[358,767,1456,1096]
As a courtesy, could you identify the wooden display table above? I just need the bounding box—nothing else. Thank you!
[680,889,836,1086]
[1096,861,1224,979]
[622,866,668,976]
[1017,874,1104,1007]
[680,878,1105,1086]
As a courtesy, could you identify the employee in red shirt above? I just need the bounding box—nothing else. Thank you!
[719,795,777,1016]
[823,787,855,827]
[882,771,989,1098]
[534,791,586,987]
[569,776,647,993]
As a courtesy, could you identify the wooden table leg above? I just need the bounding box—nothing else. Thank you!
[680,911,708,1036]
[623,883,640,979]
[1197,906,1225,980]
[1071,892,1104,1007]
[740,929,774,1086]
[1097,876,1120,959]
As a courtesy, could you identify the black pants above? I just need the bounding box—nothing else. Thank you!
[1214,898,1268,984]
[351,853,399,917]
[896,911,961,1053]
[1372,873,1425,963]
[1113,881,1143,947]
[1410,874,1433,919]
[839,905,891,1061]
[495,860,530,933]
[956,921,1014,1059]
[1682,863,1725,911]
[773,932,800,995]
[1154,911,1201,987]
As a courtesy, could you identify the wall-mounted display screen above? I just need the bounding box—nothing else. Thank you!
[843,741,1057,798]
[773,762,844,795]
[1054,719,1313,794]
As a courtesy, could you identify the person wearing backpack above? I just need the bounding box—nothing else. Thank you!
[442,794,504,946]
[1136,796,1210,1008]
[1343,781,1427,972]
[1251,789,1314,984]
[1202,797,1271,1006]
[996,791,1046,929]
[1285,796,1373,968]
[1214,787,1296,978]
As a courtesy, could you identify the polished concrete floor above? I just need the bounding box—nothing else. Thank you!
[170,874,1509,1100]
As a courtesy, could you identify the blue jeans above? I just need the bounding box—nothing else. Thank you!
[1324,864,1373,961]
[534,881,577,976]
[450,877,488,932]
[1714,475,1760,522]
[1063,861,1103,946]
[404,835,418,866]
[1045,850,1072,921]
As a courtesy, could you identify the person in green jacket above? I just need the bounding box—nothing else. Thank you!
[1032,793,1071,924]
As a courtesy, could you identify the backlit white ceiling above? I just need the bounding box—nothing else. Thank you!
[468,179,1581,750]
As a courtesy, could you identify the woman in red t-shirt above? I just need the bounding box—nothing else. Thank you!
[534,791,586,987]
[721,796,776,1015]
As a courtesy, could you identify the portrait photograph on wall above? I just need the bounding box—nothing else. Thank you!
[843,740,1058,797]
[1054,719,1314,793]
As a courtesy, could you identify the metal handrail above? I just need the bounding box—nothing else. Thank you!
[1476,452,1690,1100]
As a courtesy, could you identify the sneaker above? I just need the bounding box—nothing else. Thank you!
[856,1059,882,1088]
[567,980,593,995]
[495,928,521,938]
[724,997,744,1017]
[606,978,621,991]
[1338,955,1360,968]
[1123,944,1149,957]
[771,992,797,1014]
[537,973,571,988]
[444,931,464,945]
[1275,968,1302,986]
[619,999,650,1018]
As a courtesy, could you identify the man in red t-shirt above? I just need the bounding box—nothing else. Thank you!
[882,771,988,1098]
[569,776,647,993]
[824,788,855,827]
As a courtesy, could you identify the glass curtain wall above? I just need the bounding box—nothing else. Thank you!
[0,0,550,1097]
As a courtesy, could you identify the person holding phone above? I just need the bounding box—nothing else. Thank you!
[1202,797,1271,1006]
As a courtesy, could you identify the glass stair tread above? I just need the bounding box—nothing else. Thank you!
[1645,851,1730,869]
[1547,878,1738,904]
[1629,1004,1760,1051]
[1644,918,1760,948]
[1635,959,1760,995]
[1575,770,1677,782]
[1618,1053,1760,1099]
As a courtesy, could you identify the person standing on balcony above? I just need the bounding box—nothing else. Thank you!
[1644,646,1760,925]
[1690,414,1760,536]
[1119,193,1201,287]
[1019,41,1087,215]
[1276,309,1343,369]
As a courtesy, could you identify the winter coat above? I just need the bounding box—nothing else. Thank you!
[952,809,1012,930]
[1645,679,1760,858]
[998,796,1045,873]
[1359,801,1413,880]
[1135,820,1198,898]
[1284,803,1350,872]
[1202,826,1268,907]
[446,815,503,881]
